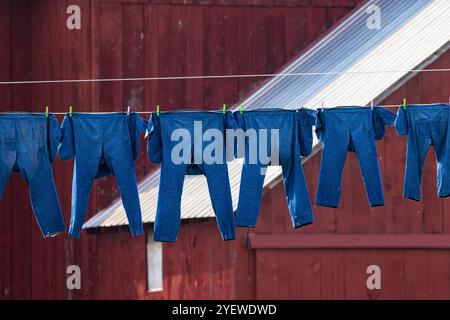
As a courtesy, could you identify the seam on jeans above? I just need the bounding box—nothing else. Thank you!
[404,195,422,201]
[293,221,314,229]
[370,203,385,208]
[315,201,339,208]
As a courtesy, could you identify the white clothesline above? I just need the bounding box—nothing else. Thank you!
[0,68,450,85]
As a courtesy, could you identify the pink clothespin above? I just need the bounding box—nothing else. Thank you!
[321,101,325,112]
[127,106,131,115]
[371,100,374,110]
[448,97,450,107]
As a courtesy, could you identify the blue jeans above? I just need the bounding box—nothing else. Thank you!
[147,111,237,242]
[233,109,317,228]
[0,113,65,237]
[395,104,450,200]
[59,113,146,238]
[315,107,396,208]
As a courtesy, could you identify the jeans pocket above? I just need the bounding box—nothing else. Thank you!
[432,120,448,137]
[34,122,46,151]
[416,120,430,137]
[5,139,15,151]
[39,146,52,168]
[121,139,134,160]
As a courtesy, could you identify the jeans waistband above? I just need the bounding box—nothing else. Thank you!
[405,104,449,111]
[320,107,372,113]
[0,113,54,120]
[67,112,139,119]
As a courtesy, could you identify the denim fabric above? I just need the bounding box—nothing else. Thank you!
[233,109,316,228]
[0,113,65,237]
[60,113,146,238]
[315,107,396,208]
[147,111,237,243]
[395,104,450,200]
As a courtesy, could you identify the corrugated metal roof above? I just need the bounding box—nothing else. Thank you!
[84,0,450,230]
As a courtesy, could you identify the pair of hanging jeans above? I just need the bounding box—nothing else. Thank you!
[233,109,317,228]
[59,113,146,238]
[0,113,65,237]
[147,111,237,243]
[395,104,450,200]
[315,107,396,208]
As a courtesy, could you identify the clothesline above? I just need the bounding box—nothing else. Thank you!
[0,68,450,85]
[1,102,449,115]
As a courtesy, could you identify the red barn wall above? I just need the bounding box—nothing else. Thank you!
[0,0,363,299]
[85,224,249,299]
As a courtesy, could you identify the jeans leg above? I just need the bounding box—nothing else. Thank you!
[352,133,385,207]
[203,164,236,240]
[69,155,101,238]
[281,156,313,228]
[432,124,450,197]
[235,163,266,227]
[153,162,187,242]
[0,150,15,199]
[104,139,143,237]
[316,128,349,207]
[404,136,430,200]
[20,149,66,237]
[436,145,450,197]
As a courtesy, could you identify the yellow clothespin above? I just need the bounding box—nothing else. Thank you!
[45,106,49,118]
[240,104,244,116]
[223,104,227,115]
[403,98,407,111]
[156,105,160,117]
[69,105,73,118]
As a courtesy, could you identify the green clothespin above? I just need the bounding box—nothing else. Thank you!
[156,105,160,117]
[223,104,227,115]
[69,105,73,118]
[403,98,407,111]
[45,106,49,118]
[240,104,244,116]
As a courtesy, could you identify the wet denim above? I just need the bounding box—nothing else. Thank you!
[59,113,146,238]
[147,111,237,243]
[315,107,396,208]
[395,104,450,200]
[0,113,65,237]
[233,109,317,228]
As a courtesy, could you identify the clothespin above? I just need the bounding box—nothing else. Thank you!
[448,97,450,107]
[69,105,73,118]
[296,102,300,112]
[156,105,160,117]
[127,106,131,115]
[403,98,407,111]
[371,100,374,110]
[321,101,325,112]
[223,104,227,115]
[240,104,244,116]
[45,105,49,118]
